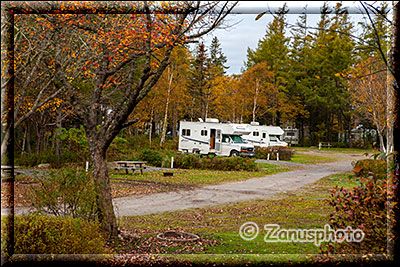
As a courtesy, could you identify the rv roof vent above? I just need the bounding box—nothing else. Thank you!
[205,118,219,123]
[250,121,260,126]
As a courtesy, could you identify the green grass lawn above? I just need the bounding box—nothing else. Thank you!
[288,147,369,165]
[116,172,363,264]
[293,146,377,154]
[108,163,293,198]
[111,162,291,185]
[289,153,337,164]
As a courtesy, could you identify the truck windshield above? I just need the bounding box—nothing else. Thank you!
[231,135,245,143]
[270,135,281,142]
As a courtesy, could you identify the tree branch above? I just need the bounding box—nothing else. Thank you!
[360,1,393,76]
[121,118,139,129]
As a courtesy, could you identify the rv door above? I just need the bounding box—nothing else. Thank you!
[261,131,269,146]
[215,129,222,151]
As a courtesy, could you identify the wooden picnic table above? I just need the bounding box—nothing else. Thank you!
[1,165,20,177]
[113,161,146,175]
[318,142,332,150]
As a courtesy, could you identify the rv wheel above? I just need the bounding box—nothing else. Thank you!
[230,150,239,157]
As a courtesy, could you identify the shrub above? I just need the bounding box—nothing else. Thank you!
[160,136,179,151]
[322,159,391,254]
[352,159,387,180]
[255,146,294,161]
[16,153,40,167]
[173,154,201,169]
[127,135,151,150]
[31,169,98,221]
[1,216,13,259]
[16,151,81,168]
[137,149,164,167]
[324,177,391,254]
[173,154,258,171]
[332,141,349,148]
[56,126,89,161]
[1,214,106,255]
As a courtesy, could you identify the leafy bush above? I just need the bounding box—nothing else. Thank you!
[174,154,201,169]
[160,136,179,151]
[16,151,81,168]
[137,149,164,167]
[127,135,152,150]
[324,177,391,254]
[2,214,106,255]
[16,153,41,167]
[255,146,294,161]
[55,126,89,161]
[1,216,12,259]
[323,158,392,254]
[332,141,349,148]
[174,154,258,171]
[31,169,98,221]
[352,159,387,180]
[125,135,179,152]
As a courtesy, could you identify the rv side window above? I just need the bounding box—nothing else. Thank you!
[253,131,259,136]
[182,129,191,136]
[201,130,208,136]
[262,133,266,138]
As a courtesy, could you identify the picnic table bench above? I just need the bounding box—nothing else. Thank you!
[318,142,332,150]
[1,165,21,176]
[111,161,146,175]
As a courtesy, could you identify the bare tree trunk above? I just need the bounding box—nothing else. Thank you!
[347,122,353,148]
[0,130,10,161]
[43,132,48,152]
[252,79,259,122]
[378,130,386,154]
[204,101,209,120]
[160,66,174,147]
[55,110,63,156]
[272,79,277,125]
[190,98,194,121]
[26,124,31,154]
[21,126,27,154]
[171,103,177,138]
[149,107,154,148]
[89,143,118,237]
[36,126,42,154]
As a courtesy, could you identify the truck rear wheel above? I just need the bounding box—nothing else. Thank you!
[230,150,239,157]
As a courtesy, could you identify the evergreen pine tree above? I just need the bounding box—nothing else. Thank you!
[306,2,355,144]
[209,36,229,75]
[187,42,212,120]
[244,3,290,125]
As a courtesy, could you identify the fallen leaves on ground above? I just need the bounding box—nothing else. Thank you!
[106,228,220,255]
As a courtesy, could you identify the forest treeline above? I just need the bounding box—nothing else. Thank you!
[6,2,392,159]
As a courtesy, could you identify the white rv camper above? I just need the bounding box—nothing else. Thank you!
[178,119,255,157]
[233,122,288,148]
[282,127,299,145]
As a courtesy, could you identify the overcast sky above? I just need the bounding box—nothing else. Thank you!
[193,1,388,75]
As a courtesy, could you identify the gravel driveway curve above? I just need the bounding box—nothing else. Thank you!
[113,154,362,217]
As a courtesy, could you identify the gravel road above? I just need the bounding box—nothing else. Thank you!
[113,153,363,217]
[2,152,364,217]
